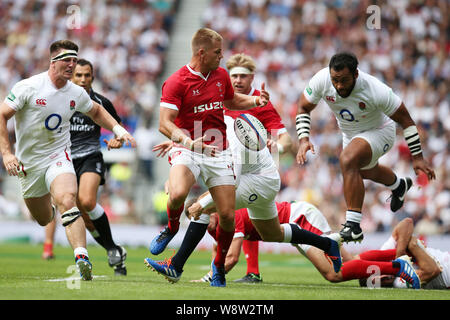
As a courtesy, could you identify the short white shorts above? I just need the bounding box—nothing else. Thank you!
[235,170,280,220]
[168,146,235,188]
[343,121,395,170]
[290,201,331,254]
[19,151,76,199]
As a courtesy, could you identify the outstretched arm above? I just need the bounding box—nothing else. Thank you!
[295,93,318,165]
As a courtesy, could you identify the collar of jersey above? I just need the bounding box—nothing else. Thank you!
[186,64,211,81]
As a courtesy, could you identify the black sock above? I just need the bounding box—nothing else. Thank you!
[290,224,331,252]
[91,213,117,250]
[171,222,208,273]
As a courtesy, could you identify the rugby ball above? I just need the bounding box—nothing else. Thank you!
[233,114,267,151]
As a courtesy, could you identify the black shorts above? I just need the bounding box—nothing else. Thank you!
[72,151,106,185]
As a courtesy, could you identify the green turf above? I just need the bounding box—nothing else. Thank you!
[0,243,448,300]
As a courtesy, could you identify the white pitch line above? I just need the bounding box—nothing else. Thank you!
[44,275,108,282]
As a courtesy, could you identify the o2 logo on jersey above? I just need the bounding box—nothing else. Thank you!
[248,194,258,203]
[339,109,355,122]
[45,113,62,132]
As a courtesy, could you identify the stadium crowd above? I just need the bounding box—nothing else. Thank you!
[0,0,448,236]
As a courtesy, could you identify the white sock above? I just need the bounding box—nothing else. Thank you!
[387,176,401,190]
[346,210,362,224]
[281,223,292,242]
[191,213,210,225]
[87,203,104,220]
[74,247,89,259]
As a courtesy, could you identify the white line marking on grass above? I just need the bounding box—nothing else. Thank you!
[44,275,108,282]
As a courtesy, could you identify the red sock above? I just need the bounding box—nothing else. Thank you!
[214,224,234,267]
[341,259,399,281]
[167,203,184,233]
[243,240,259,275]
[359,249,396,261]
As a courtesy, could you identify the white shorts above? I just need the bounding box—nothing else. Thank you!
[343,121,395,170]
[19,151,76,199]
[290,201,331,254]
[168,146,235,188]
[235,170,280,220]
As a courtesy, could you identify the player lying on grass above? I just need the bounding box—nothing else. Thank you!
[358,218,448,290]
[187,197,421,289]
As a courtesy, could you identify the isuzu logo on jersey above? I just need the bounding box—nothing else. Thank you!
[36,98,47,106]
[193,101,224,114]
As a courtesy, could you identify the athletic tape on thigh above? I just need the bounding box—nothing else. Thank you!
[61,207,81,227]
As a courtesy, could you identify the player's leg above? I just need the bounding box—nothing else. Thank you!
[77,171,127,274]
[339,137,372,243]
[149,164,197,255]
[50,172,92,280]
[209,184,236,286]
[42,216,57,259]
[234,240,262,283]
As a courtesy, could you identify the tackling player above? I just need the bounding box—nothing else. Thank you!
[225,53,293,282]
[145,28,269,287]
[42,59,128,275]
[189,199,421,289]
[295,52,435,243]
[0,40,136,280]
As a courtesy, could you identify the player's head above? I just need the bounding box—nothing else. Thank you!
[329,52,359,98]
[191,28,223,71]
[226,53,256,94]
[72,59,94,92]
[49,40,79,80]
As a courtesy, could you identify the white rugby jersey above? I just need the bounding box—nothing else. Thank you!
[4,72,93,171]
[303,68,402,136]
[224,115,277,177]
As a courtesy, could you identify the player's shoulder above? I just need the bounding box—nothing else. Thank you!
[312,67,330,81]
[16,72,46,89]
[357,69,388,89]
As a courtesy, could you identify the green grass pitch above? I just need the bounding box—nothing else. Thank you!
[1,243,448,301]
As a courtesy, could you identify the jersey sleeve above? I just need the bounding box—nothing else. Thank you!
[373,81,402,116]
[303,68,327,104]
[160,76,183,111]
[4,80,33,111]
[258,102,286,136]
[77,89,94,113]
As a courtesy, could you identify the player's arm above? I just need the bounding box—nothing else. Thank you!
[224,83,269,110]
[295,93,318,165]
[159,106,218,156]
[0,102,19,176]
[389,102,435,181]
[267,131,293,155]
[225,237,243,273]
[391,217,414,258]
[407,236,441,284]
[86,102,136,147]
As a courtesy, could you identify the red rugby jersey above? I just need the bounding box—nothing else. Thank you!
[160,65,234,150]
[224,88,286,137]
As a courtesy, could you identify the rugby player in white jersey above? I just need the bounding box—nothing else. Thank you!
[295,52,435,243]
[0,40,136,280]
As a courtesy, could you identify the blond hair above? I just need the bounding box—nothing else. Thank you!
[191,28,223,54]
[226,53,256,73]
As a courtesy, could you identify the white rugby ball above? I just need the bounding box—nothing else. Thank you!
[233,114,267,151]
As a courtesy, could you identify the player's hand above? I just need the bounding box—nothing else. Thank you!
[188,201,204,220]
[103,138,123,150]
[3,153,20,176]
[152,141,174,157]
[191,135,220,157]
[258,82,269,107]
[412,156,436,181]
[118,133,137,148]
[266,139,281,154]
[296,138,315,165]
